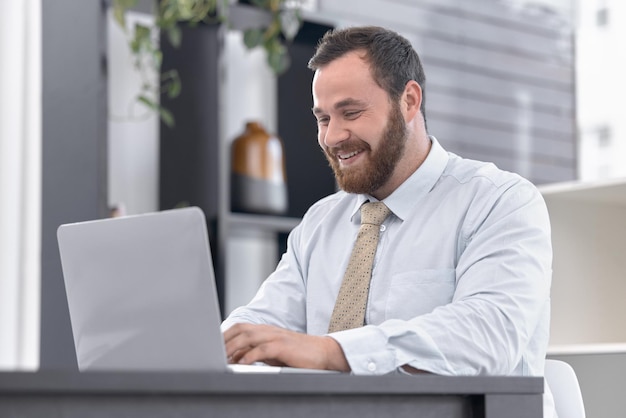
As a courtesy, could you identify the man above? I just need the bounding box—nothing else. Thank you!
[222,25,554,414]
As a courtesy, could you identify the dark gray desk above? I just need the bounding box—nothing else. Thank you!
[0,371,542,418]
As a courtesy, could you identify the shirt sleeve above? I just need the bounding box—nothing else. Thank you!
[330,179,552,376]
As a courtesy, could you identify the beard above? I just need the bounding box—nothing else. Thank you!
[322,102,407,195]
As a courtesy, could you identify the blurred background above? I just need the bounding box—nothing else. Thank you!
[1,0,624,415]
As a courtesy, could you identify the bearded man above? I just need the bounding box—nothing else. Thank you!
[223,25,555,417]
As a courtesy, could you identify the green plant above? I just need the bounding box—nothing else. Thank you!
[112,0,303,127]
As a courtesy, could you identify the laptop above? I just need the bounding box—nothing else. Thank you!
[57,207,333,374]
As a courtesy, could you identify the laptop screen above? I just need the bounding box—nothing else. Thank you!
[57,207,228,372]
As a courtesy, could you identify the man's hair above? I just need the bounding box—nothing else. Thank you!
[308,26,427,125]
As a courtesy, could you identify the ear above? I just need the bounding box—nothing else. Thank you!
[401,80,422,123]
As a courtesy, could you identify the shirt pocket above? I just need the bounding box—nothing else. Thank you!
[385,269,456,321]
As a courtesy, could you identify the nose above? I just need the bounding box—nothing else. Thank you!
[319,119,350,149]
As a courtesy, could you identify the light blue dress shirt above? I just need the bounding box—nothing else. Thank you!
[223,137,552,382]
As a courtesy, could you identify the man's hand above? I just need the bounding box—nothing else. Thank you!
[223,323,351,372]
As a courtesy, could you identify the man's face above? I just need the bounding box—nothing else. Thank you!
[312,52,407,196]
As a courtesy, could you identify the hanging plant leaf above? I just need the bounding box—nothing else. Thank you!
[162,69,182,98]
[243,28,264,49]
[268,46,290,75]
[112,0,136,27]
[138,95,175,127]
[167,26,182,48]
[279,8,301,41]
[153,50,163,69]
[159,107,175,128]
[138,95,157,109]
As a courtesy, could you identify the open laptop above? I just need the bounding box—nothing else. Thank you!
[57,207,333,374]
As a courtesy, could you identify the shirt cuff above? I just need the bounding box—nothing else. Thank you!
[329,325,397,375]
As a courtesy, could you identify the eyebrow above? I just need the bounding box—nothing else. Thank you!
[312,98,368,116]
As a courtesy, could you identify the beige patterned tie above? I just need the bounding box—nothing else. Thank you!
[328,202,391,333]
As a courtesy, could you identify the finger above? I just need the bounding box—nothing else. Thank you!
[224,324,272,360]
[224,332,254,359]
[222,324,293,366]
[228,347,248,364]
[222,323,250,343]
[236,341,281,365]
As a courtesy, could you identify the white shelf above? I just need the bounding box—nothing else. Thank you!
[539,178,626,354]
[540,176,626,206]
[226,212,301,233]
[548,343,626,356]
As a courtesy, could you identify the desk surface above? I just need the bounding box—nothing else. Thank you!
[0,371,544,418]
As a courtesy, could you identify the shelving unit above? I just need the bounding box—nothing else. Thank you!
[217,18,335,315]
[158,0,576,316]
[157,6,337,314]
[539,178,626,355]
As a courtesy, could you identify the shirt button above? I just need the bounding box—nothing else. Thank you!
[367,362,377,372]
[379,224,386,232]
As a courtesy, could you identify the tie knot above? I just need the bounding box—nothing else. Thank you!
[360,202,391,226]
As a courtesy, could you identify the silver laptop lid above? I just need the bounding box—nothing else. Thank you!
[57,207,228,372]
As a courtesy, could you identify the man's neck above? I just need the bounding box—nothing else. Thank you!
[371,134,432,200]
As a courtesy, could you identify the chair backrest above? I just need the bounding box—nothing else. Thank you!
[544,359,586,418]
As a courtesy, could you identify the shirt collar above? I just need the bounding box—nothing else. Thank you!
[349,136,449,223]
[349,195,370,223]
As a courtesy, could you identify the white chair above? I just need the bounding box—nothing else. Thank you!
[544,359,586,418]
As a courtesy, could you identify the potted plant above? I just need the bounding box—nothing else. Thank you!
[112,0,304,127]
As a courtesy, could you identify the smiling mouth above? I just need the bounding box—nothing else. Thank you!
[337,149,363,160]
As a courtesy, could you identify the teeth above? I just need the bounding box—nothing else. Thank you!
[338,150,360,160]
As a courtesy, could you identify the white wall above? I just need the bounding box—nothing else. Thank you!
[577,0,626,180]
[108,10,159,216]
[0,0,41,370]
